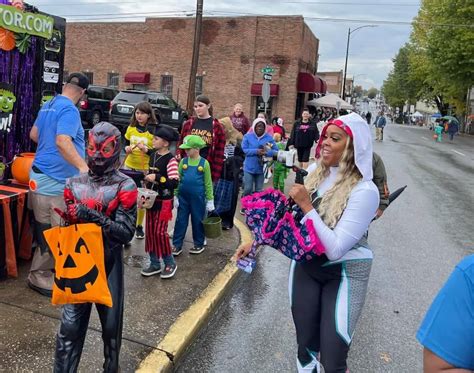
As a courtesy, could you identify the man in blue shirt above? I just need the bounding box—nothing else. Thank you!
[417,255,474,372]
[27,73,89,297]
[374,111,386,141]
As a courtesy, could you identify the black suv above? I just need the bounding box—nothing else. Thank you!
[109,90,188,134]
[80,85,119,129]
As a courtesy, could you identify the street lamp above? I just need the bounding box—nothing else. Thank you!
[342,25,377,100]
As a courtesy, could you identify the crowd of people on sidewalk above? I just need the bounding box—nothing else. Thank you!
[23,72,473,372]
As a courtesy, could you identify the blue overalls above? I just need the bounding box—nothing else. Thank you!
[173,157,207,248]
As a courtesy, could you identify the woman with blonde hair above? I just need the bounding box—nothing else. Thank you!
[236,113,379,373]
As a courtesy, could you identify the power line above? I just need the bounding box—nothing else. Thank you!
[31,0,421,5]
[283,1,420,5]
[30,1,143,5]
[62,9,474,28]
[65,11,194,19]
[206,10,474,28]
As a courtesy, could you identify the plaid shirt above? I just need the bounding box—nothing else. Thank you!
[178,117,225,182]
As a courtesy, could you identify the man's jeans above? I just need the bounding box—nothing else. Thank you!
[243,172,264,197]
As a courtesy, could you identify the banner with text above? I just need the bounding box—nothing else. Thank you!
[0,5,53,39]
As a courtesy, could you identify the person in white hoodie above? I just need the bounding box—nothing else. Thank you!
[241,118,279,197]
[236,113,379,373]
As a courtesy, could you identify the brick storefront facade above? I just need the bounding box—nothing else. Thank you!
[65,16,319,124]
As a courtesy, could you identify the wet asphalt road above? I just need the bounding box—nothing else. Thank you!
[176,124,474,373]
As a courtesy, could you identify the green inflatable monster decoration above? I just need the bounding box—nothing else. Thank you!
[0,88,16,113]
[0,83,16,133]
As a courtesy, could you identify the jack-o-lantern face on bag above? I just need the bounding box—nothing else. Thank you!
[44,223,113,307]
[54,237,99,294]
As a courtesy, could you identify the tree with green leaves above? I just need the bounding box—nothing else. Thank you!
[381,44,418,111]
[383,0,474,116]
[353,85,364,98]
[367,87,379,99]
[410,0,474,114]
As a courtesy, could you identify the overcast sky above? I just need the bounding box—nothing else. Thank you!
[29,0,420,89]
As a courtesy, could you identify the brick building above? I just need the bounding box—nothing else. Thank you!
[317,71,353,98]
[64,15,324,124]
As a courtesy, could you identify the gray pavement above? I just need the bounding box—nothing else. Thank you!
[0,217,241,372]
[177,123,474,372]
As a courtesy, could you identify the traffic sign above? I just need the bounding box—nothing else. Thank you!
[263,73,272,81]
[262,79,270,104]
[260,66,275,74]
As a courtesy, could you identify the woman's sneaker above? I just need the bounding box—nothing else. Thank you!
[141,264,161,277]
[189,246,205,255]
[160,263,177,279]
[172,247,182,256]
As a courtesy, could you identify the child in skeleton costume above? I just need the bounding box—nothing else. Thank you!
[141,125,180,278]
[53,122,137,373]
[236,113,379,373]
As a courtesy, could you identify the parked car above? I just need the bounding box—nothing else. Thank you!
[79,85,119,129]
[109,90,188,134]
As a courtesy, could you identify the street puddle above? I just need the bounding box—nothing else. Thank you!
[124,254,147,268]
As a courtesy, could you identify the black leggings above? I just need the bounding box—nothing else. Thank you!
[289,256,372,373]
[54,249,124,373]
[296,147,312,163]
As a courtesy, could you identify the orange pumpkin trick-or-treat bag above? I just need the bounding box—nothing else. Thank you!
[44,223,113,307]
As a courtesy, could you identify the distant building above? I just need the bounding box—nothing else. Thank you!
[64,16,327,123]
[317,71,353,99]
[317,71,342,96]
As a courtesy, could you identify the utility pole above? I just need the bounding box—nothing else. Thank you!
[342,28,350,100]
[186,0,204,115]
[342,25,377,100]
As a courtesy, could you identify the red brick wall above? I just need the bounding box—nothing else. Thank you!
[65,16,319,125]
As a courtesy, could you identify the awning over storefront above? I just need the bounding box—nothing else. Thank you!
[297,72,326,93]
[124,72,150,84]
[320,78,327,94]
[250,83,280,96]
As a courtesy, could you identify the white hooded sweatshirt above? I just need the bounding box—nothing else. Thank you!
[302,113,379,262]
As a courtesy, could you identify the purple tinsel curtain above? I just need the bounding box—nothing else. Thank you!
[0,36,39,162]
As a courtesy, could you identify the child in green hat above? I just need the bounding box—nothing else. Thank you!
[172,135,215,255]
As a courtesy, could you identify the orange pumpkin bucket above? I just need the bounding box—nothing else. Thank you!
[11,152,35,185]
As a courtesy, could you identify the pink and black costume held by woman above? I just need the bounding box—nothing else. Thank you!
[53,122,137,373]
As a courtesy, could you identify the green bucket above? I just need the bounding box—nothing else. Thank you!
[202,216,222,239]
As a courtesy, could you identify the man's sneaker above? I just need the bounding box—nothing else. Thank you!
[141,264,161,277]
[135,225,145,239]
[172,247,182,256]
[27,280,52,298]
[160,263,177,279]
[190,246,205,255]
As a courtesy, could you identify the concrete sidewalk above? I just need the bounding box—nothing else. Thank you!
[0,216,249,372]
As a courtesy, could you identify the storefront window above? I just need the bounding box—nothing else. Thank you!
[195,76,203,96]
[107,72,119,88]
[255,96,273,120]
[82,71,93,84]
[161,75,173,97]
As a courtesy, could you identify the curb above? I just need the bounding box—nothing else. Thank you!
[136,219,252,373]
